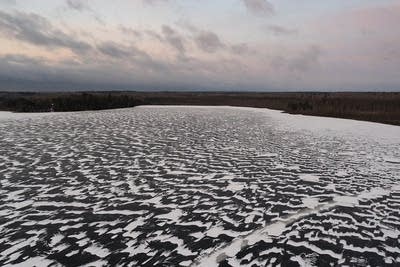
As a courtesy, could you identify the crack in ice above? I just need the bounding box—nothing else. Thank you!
[191,185,399,266]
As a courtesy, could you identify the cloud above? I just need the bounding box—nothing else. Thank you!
[288,45,322,72]
[175,21,251,56]
[242,0,274,16]
[161,25,186,54]
[230,43,250,55]
[144,29,163,41]
[65,0,105,25]
[96,41,169,73]
[97,42,134,59]
[3,3,399,91]
[119,25,143,39]
[0,11,91,54]
[194,31,225,53]
[0,51,245,91]
[1,54,42,66]
[96,41,154,66]
[267,25,297,36]
[0,10,259,90]
[0,0,16,6]
[306,4,400,69]
[142,0,170,6]
[66,0,89,11]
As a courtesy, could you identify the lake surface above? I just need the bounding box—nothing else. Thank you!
[0,106,400,266]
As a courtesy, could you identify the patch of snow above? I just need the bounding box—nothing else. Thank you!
[299,174,319,183]
[180,260,192,266]
[3,256,54,267]
[384,157,400,164]
[335,170,348,177]
[50,233,64,246]
[85,244,110,258]
[333,196,359,207]
[95,210,146,216]
[226,182,245,192]
[302,197,320,209]
[325,184,336,190]
[156,209,184,221]
[257,153,278,158]
[262,221,286,237]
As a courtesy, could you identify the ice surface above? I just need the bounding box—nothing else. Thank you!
[0,111,53,121]
[1,106,399,266]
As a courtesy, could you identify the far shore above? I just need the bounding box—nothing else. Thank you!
[0,91,399,126]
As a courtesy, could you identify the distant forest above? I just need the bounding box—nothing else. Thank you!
[0,92,399,126]
[0,92,145,112]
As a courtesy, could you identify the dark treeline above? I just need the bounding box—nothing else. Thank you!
[0,91,399,125]
[0,92,145,112]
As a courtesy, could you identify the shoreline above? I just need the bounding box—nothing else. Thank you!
[0,91,399,126]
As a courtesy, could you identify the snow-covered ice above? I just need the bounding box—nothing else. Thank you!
[0,106,399,266]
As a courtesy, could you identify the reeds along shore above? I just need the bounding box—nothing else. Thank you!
[0,92,399,126]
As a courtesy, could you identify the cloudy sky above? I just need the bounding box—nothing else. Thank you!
[0,0,399,91]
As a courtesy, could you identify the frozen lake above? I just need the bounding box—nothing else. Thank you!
[0,106,400,266]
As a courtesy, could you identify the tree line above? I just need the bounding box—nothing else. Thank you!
[0,91,399,125]
[0,93,146,112]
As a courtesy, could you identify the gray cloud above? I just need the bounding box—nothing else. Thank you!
[96,41,170,74]
[175,21,250,56]
[0,10,169,75]
[66,0,89,11]
[0,54,54,82]
[144,29,163,41]
[96,41,154,66]
[1,54,42,65]
[267,45,322,76]
[0,10,327,92]
[0,0,16,6]
[194,31,225,53]
[230,43,250,55]
[97,42,135,59]
[289,45,322,72]
[65,0,105,25]
[119,25,143,39]
[267,25,297,36]
[0,52,240,91]
[0,11,91,53]
[142,0,170,5]
[0,3,399,92]
[161,25,186,54]
[242,0,274,16]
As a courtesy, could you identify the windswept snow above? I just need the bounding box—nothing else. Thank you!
[193,186,399,266]
[0,106,399,266]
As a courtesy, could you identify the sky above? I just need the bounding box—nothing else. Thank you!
[0,0,399,91]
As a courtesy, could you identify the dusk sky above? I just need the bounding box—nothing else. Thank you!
[0,0,399,91]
